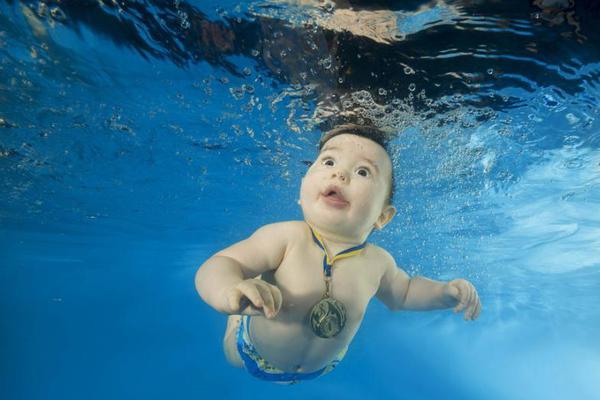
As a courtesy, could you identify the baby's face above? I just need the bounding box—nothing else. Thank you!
[299,134,395,239]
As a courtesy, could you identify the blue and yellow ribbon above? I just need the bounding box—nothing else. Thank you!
[308,225,367,279]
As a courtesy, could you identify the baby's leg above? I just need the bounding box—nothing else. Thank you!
[223,315,244,368]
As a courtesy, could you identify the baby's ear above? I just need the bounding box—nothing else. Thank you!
[374,205,396,230]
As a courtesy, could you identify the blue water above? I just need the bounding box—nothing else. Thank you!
[1,1,600,399]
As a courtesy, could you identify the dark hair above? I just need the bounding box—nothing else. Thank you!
[319,123,395,205]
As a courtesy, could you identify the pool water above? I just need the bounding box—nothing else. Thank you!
[1,1,600,399]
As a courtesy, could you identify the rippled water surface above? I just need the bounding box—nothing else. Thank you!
[1,1,600,399]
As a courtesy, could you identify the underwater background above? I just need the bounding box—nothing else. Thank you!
[1,1,600,399]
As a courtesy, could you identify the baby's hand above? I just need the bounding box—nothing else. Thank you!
[223,279,283,319]
[443,279,481,321]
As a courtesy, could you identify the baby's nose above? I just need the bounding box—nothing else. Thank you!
[332,169,348,181]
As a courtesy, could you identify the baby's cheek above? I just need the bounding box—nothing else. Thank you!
[357,187,377,205]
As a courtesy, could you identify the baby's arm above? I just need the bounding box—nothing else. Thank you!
[375,250,481,320]
[195,222,291,318]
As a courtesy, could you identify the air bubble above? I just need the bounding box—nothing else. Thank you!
[378,88,387,96]
[403,66,415,75]
[50,6,66,21]
[566,113,580,125]
[242,67,252,76]
[543,94,558,108]
[563,135,580,145]
[319,56,332,69]
[229,87,244,100]
[353,90,369,103]
[408,83,416,92]
[37,2,48,17]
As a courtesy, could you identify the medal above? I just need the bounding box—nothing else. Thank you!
[307,225,366,339]
[309,284,347,338]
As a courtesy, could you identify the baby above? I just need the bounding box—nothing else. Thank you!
[195,123,481,384]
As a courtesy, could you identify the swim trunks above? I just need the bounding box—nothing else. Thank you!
[236,315,347,384]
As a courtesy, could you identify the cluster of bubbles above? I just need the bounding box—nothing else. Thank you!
[229,84,256,100]
[248,0,336,29]
[35,1,66,22]
[339,90,419,132]
[319,85,505,137]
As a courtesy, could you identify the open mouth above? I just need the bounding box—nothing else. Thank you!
[322,186,349,207]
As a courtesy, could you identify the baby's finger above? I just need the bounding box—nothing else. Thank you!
[476,300,483,319]
[238,297,263,316]
[255,282,275,318]
[454,298,466,313]
[255,281,283,316]
[465,285,476,317]
[472,296,482,320]
[465,301,476,320]
[238,281,264,311]
[467,292,481,320]
[270,284,283,315]
[226,287,261,316]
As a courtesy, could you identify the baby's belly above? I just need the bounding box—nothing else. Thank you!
[248,309,362,373]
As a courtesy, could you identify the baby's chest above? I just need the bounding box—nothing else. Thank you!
[272,245,382,318]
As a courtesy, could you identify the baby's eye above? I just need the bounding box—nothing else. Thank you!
[322,158,335,167]
[356,167,371,177]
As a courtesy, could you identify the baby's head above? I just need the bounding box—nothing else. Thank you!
[299,124,397,241]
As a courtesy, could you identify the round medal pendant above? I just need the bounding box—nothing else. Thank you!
[309,297,347,338]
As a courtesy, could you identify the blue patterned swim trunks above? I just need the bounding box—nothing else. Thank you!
[236,315,347,384]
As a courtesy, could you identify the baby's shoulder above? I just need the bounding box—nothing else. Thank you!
[265,220,307,233]
[363,243,397,270]
[255,220,307,242]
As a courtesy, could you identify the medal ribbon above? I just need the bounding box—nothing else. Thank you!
[309,225,367,296]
